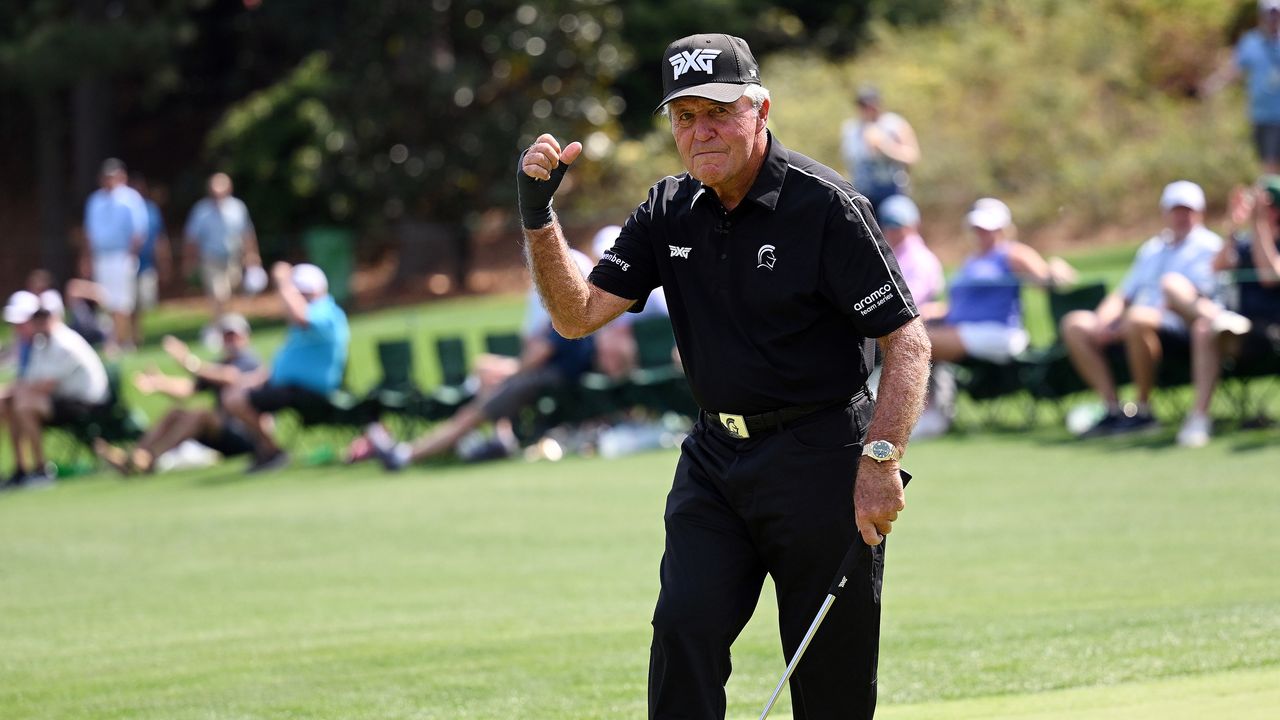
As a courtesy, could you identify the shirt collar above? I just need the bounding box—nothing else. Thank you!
[689,131,789,211]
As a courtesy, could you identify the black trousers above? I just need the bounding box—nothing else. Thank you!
[648,396,885,720]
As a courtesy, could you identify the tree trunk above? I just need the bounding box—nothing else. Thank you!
[34,90,72,282]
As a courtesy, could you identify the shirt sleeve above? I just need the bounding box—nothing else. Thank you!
[1118,241,1152,301]
[305,303,337,340]
[819,193,919,337]
[125,189,149,241]
[587,186,662,308]
[183,203,202,243]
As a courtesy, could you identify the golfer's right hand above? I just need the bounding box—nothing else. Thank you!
[854,459,906,546]
[517,134,582,229]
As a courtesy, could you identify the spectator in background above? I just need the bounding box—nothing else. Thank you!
[351,254,601,470]
[1167,180,1280,447]
[1202,0,1280,174]
[588,225,671,379]
[184,172,262,321]
[927,198,1075,364]
[1061,181,1223,438]
[95,315,261,474]
[879,195,945,318]
[222,263,349,472]
[1,292,110,490]
[131,173,171,346]
[840,85,920,210]
[83,158,147,354]
[360,318,596,471]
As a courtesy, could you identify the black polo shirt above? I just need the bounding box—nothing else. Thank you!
[588,132,917,415]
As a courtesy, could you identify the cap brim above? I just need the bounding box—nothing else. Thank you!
[653,82,752,114]
[3,308,32,324]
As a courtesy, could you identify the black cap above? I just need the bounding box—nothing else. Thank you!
[654,34,761,114]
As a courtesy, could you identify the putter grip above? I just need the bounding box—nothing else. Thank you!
[829,470,911,597]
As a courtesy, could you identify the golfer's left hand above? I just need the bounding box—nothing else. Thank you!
[854,459,905,546]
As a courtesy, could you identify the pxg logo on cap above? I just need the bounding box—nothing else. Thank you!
[654,34,761,113]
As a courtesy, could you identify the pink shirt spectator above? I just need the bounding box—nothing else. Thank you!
[891,232,944,304]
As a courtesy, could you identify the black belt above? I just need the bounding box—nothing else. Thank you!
[704,388,869,439]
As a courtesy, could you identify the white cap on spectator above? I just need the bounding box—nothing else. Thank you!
[291,263,328,295]
[592,225,623,259]
[4,291,41,324]
[1261,0,1280,13]
[1159,180,1205,212]
[39,289,64,319]
[966,197,1012,231]
[217,312,252,337]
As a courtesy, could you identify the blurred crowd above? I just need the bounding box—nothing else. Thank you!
[3,3,1280,490]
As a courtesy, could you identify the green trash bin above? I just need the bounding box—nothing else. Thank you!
[303,225,355,307]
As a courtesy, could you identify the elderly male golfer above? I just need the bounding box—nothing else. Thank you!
[519,34,930,720]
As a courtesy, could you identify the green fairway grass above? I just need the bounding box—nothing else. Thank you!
[2,432,1277,719]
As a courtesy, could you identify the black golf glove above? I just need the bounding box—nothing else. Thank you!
[516,149,573,230]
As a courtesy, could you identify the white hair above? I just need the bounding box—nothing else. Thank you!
[742,84,770,112]
[661,85,772,120]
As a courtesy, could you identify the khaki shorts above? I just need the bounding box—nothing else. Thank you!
[201,256,242,304]
[93,252,139,314]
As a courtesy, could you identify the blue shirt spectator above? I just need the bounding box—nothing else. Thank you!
[1236,27,1280,125]
[85,184,148,254]
[139,199,164,274]
[270,295,350,395]
[184,195,254,261]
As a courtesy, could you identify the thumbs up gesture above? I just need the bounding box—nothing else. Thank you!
[517,134,583,229]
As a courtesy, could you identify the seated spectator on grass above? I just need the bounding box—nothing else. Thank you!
[588,225,671,379]
[1061,181,1224,438]
[927,198,1076,363]
[222,263,350,472]
[1,292,109,490]
[1166,181,1280,447]
[356,322,596,471]
[94,315,261,474]
[879,195,944,318]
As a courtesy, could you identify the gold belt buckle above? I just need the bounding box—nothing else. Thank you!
[718,413,749,439]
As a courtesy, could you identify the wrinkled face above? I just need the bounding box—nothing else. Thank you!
[1165,206,1197,236]
[668,95,765,189]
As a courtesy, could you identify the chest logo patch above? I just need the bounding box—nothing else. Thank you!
[669,245,692,259]
[757,244,777,270]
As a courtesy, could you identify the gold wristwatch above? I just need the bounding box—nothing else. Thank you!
[861,440,902,462]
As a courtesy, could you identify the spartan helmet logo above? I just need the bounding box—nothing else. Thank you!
[756,244,777,270]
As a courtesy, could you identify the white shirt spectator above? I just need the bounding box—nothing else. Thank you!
[1120,224,1223,327]
[25,323,110,405]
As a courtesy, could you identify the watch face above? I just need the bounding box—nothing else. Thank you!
[870,440,892,460]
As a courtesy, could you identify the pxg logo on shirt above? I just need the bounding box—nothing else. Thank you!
[669,48,721,79]
[855,283,895,315]
[669,245,692,259]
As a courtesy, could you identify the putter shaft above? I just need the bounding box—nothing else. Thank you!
[756,593,836,720]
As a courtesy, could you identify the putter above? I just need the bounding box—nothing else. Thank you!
[756,471,910,720]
